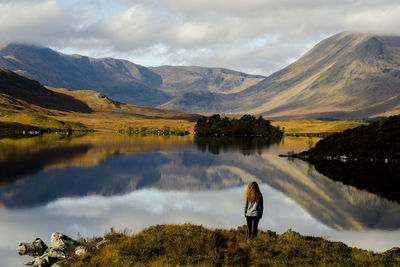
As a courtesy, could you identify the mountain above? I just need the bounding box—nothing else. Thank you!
[149,65,264,95]
[161,33,400,118]
[0,43,264,108]
[0,43,170,106]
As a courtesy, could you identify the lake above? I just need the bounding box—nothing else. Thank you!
[0,134,399,266]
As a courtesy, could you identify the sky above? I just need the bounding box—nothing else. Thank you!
[1,0,400,75]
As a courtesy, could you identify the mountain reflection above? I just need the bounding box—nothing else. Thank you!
[0,135,399,231]
[306,159,400,204]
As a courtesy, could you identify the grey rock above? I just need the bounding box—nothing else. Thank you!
[74,246,86,256]
[25,254,57,267]
[24,259,35,266]
[50,232,76,252]
[46,247,65,259]
[18,238,48,257]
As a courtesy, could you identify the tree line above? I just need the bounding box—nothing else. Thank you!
[194,114,283,140]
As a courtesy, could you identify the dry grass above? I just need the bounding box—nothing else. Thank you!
[271,119,366,134]
[60,224,400,267]
[0,87,200,132]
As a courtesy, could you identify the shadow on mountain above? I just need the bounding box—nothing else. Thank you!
[307,159,400,204]
[0,68,92,113]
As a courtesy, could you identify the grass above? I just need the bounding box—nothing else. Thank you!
[0,89,199,134]
[271,119,366,134]
[58,224,399,266]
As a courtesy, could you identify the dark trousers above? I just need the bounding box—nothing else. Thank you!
[246,216,260,238]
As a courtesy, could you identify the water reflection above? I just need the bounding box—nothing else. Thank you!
[194,136,276,155]
[0,135,399,266]
[307,159,400,204]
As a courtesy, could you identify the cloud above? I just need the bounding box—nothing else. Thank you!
[1,0,400,74]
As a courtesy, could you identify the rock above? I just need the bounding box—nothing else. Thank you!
[50,232,76,251]
[96,239,108,250]
[24,259,35,266]
[46,247,65,260]
[25,254,58,267]
[74,246,86,256]
[18,238,48,257]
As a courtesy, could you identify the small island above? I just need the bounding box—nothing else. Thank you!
[194,114,283,140]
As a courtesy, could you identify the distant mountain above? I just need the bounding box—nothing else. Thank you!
[162,33,400,118]
[0,43,264,108]
[0,43,170,106]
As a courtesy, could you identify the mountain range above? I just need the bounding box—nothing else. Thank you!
[1,32,400,119]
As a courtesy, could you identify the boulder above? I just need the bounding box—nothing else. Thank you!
[18,238,48,257]
[74,246,86,256]
[46,248,65,260]
[24,254,58,267]
[50,232,76,251]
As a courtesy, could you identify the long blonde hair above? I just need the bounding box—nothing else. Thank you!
[244,182,263,202]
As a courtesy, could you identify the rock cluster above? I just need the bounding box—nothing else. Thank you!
[18,232,78,267]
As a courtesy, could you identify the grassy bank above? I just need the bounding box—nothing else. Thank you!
[271,119,366,135]
[59,224,399,266]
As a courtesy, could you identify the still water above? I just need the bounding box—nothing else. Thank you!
[0,134,399,266]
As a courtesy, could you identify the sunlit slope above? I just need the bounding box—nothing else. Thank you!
[271,119,366,134]
[0,68,200,131]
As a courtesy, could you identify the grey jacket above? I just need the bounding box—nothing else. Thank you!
[244,198,263,217]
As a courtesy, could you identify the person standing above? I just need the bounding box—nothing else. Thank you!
[244,181,263,238]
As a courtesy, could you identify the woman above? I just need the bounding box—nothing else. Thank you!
[244,181,263,238]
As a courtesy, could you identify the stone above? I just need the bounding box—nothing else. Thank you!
[50,232,76,252]
[25,254,57,267]
[95,239,108,250]
[46,247,65,260]
[18,238,48,257]
[74,246,86,256]
[24,259,35,266]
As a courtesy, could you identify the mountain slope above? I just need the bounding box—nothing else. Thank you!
[0,67,91,113]
[149,65,264,95]
[0,43,171,106]
[163,33,400,118]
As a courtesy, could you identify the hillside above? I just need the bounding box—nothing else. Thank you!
[297,115,400,160]
[0,67,91,113]
[0,68,200,132]
[56,224,399,266]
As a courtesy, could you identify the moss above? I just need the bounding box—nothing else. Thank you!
[59,224,399,266]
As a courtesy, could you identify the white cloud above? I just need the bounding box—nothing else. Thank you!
[1,0,400,74]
